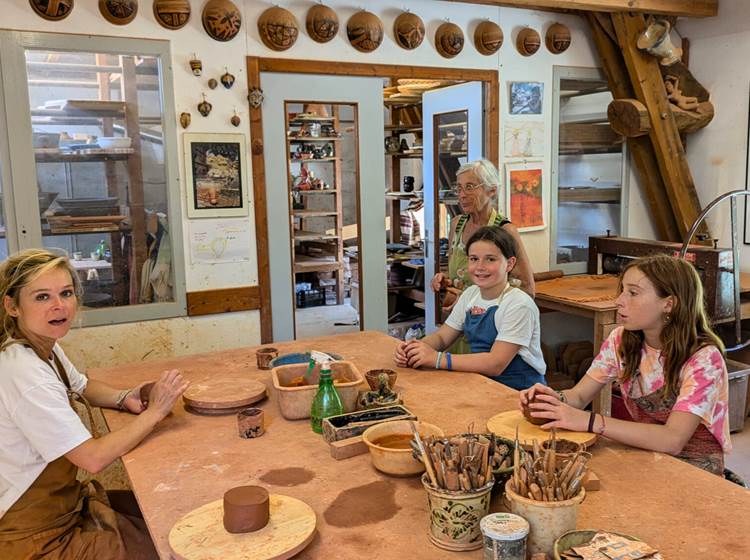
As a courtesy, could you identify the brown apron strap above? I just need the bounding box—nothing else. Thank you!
[50,351,101,439]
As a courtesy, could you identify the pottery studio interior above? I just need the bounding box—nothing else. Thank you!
[1,1,750,559]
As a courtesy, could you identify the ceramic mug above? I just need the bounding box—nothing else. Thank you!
[256,347,278,369]
[237,408,264,439]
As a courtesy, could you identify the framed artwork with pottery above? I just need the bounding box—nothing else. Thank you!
[509,81,543,115]
[183,133,249,218]
[505,161,545,232]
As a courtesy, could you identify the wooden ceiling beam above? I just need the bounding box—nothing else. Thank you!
[443,0,717,18]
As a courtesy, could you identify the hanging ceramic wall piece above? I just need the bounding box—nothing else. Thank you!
[29,0,74,21]
[347,10,383,53]
[247,88,264,109]
[474,20,503,55]
[179,112,191,129]
[545,23,571,54]
[202,0,242,42]
[516,28,541,56]
[393,11,425,50]
[435,21,464,59]
[306,3,338,44]
[197,94,212,117]
[221,69,235,89]
[208,78,218,90]
[153,0,190,30]
[258,6,299,51]
[189,55,202,76]
[99,0,138,25]
[231,111,241,127]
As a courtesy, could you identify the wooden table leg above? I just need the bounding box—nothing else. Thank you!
[593,310,617,416]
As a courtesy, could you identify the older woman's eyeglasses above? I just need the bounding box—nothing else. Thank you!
[452,182,484,194]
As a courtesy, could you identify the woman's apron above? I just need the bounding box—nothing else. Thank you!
[0,353,157,559]
[447,209,509,355]
[462,285,546,391]
[622,376,724,476]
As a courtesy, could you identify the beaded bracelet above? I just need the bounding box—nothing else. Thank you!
[597,413,607,436]
[446,352,452,371]
[555,389,567,404]
[436,351,443,370]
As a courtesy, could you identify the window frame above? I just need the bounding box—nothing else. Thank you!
[0,30,186,326]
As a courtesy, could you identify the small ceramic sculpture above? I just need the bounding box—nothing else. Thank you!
[197,94,212,117]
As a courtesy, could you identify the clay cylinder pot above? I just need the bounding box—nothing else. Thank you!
[237,408,264,438]
[256,347,278,369]
[522,395,548,425]
[223,486,270,533]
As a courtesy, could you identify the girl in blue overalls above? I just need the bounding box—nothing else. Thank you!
[394,226,546,391]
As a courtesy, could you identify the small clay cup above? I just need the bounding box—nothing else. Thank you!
[256,347,278,370]
[223,486,269,533]
[139,382,155,407]
[522,395,548,426]
[238,407,264,439]
[365,368,397,391]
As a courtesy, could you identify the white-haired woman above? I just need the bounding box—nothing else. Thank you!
[430,159,535,300]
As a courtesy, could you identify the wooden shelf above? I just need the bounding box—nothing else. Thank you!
[295,230,339,241]
[439,150,467,157]
[288,137,341,143]
[384,125,422,133]
[288,116,335,124]
[384,99,422,108]
[558,187,621,204]
[294,256,342,273]
[295,189,338,195]
[35,150,133,163]
[293,210,338,217]
[387,151,423,159]
[289,157,340,163]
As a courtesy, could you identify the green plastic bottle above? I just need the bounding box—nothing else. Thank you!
[310,360,343,434]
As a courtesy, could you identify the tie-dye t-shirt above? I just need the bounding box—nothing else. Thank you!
[587,327,731,453]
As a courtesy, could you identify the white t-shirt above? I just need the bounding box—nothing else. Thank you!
[0,342,91,518]
[445,285,546,376]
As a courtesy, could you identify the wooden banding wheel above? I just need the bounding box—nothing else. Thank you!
[486,410,597,450]
[183,377,266,415]
[169,494,316,560]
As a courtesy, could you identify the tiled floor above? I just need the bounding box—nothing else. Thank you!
[728,416,750,485]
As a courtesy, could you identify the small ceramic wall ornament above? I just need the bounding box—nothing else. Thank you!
[153,0,190,30]
[258,6,298,51]
[306,3,338,44]
[393,11,425,50]
[347,10,384,53]
[208,78,218,89]
[248,88,264,109]
[231,110,241,127]
[29,0,74,21]
[546,23,571,54]
[202,0,242,42]
[221,68,235,89]
[197,94,212,117]
[189,55,202,76]
[179,112,191,129]
[516,27,541,56]
[474,20,503,55]
[99,0,138,25]
[435,21,464,59]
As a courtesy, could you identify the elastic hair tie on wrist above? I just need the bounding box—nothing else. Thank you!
[446,352,452,371]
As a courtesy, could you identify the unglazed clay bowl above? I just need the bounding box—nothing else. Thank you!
[362,420,444,477]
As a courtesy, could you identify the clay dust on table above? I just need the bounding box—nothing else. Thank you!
[258,467,315,487]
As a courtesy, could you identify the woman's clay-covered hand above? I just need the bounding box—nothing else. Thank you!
[526,393,590,432]
[146,369,189,421]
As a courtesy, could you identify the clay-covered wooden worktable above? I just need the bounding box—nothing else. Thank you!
[89,331,750,559]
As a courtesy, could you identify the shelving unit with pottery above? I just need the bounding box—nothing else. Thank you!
[286,107,345,306]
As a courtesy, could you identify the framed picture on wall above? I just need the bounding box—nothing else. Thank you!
[509,81,543,115]
[505,161,545,232]
[183,133,249,218]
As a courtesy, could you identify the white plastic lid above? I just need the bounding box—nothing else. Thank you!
[480,513,529,541]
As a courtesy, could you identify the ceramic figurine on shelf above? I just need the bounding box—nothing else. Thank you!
[221,68,236,89]
[399,138,409,152]
[197,94,212,117]
[189,54,203,76]
[385,136,400,154]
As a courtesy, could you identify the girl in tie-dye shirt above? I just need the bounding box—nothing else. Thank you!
[519,255,730,475]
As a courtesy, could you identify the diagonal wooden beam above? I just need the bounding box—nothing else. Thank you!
[586,13,681,241]
[611,13,709,241]
[443,0,717,18]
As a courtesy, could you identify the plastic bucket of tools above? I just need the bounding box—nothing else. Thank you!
[421,474,495,551]
[504,479,585,557]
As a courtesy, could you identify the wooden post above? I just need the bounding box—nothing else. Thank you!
[608,98,714,137]
[333,106,345,305]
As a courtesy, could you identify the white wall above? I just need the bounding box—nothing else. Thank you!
[679,4,750,271]
[2,0,612,366]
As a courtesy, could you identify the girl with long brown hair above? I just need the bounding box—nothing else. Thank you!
[0,249,189,558]
[520,254,731,475]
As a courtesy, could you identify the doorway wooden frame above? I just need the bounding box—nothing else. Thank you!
[247,56,500,343]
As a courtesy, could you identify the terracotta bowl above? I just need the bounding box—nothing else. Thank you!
[542,438,584,460]
[362,420,444,476]
[365,368,398,391]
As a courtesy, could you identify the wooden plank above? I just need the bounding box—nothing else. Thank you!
[560,122,622,148]
[611,13,709,241]
[586,13,682,241]
[186,286,261,316]
[442,0,717,17]
[247,57,273,343]
[329,436,369,460]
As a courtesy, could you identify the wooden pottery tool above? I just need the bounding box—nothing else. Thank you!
[256,347,279,370]
[237,408,264,439]
[329,435,369,460]
[487,410,597,450]
[409,420,438,486]
[223,486,269,533]
[169,493,316,560]
[183,377,266,415]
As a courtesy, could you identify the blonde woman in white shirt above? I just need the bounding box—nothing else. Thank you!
[0,249,188,559]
